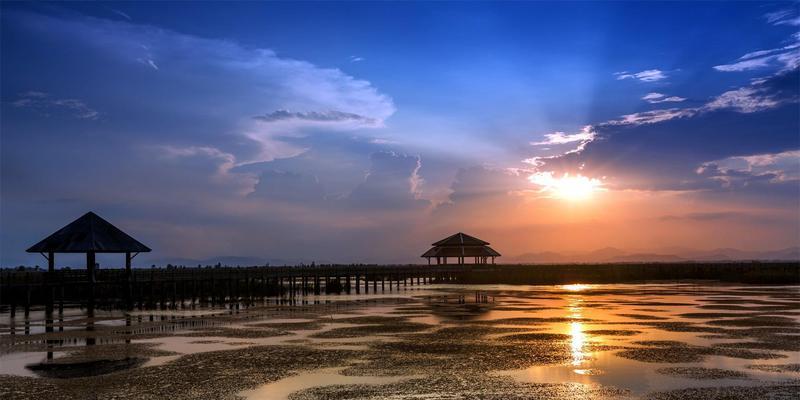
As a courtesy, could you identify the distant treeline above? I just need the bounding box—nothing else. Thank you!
[458,262,800,285]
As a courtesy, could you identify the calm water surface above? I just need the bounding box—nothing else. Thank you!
[1,283,798,399]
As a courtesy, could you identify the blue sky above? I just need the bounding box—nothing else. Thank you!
[2,1,798,266]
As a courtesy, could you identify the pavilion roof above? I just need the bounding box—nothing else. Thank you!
[431,232,490,247]
[26,212,151,253]
[421,245,501,258]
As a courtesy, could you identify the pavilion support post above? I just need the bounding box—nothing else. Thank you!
[48,252,55,273]
[125,252,133,309]
[87,251,96,284]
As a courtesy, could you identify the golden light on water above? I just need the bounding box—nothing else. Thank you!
[569,320,586,366]
[562,283,591,292]
[566,292,591,371]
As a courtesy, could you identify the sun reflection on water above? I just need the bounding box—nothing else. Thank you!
[562,284,591,292]
[569,320,586,366]
[566,293,590,370]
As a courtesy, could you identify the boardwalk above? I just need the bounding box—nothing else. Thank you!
[1,262,798,315]
[0,265,463,314]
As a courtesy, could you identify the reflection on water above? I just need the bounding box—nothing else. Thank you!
[567,295,588,368]
[562,283,592,292]
[1,283,799,397]
[240,367,419,400]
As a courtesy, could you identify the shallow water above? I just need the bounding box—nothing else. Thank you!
[241,367,420,400]
[1,283,798,399]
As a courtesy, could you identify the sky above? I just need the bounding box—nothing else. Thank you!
[1,1,799,267]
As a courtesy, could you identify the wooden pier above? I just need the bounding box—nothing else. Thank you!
[2,262,799,316]
[0,265,464,314]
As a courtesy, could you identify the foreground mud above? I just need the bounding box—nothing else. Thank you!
[1,283,798,399]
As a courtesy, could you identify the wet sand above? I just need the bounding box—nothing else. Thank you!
[1,283,798,399]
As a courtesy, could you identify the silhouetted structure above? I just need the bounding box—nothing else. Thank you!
[421,232,500,265]
[27,211,151,282]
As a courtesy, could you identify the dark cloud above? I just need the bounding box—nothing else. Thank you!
[253,110,377,125]
[11,91,99,120]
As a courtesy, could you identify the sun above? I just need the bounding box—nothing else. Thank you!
[529,172,604,201]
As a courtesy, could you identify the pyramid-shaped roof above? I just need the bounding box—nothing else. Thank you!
[432,232,490,246]
[27,212,151,253]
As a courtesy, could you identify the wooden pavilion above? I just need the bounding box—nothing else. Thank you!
[26,211,151,282]
[421,232,500,265]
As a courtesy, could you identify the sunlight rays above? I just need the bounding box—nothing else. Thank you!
[528,172,605,201]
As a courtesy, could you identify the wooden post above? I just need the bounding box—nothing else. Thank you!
[87,251,96,284]
[125,252,133,309]
[48,252,55,273]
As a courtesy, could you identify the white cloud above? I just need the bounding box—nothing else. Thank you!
[531,126,595,146]
[704,87,780,113]
[714,39,799,72]
[764,9,800,26]
[614,69,667,82]
[642,92,686,103]
[606,108,697,126]
[350,56,364,62]
[137,58,159,70]
[606,66,796,126]
[10,10,396,164]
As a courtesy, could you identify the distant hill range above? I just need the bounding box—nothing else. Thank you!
[152,247,800,267]
[510,246,800,263]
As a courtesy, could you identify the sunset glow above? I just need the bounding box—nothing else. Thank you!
[1,3,799,398]
[1,1,798,266]
[529,172,604,201]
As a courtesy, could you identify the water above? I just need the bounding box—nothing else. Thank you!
[1,283,798,399]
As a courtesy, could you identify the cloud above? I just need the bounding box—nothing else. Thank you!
[697,150,800,187]
[606,68,798,126]
[5,10,395,164]
[713,42,799,72]
[249,169,325,202]
[714,26,799,73]
[764,8,800,26]
[606,108,697,126]
[531,126,595,146]
[704,87,779,113]
[137,58,159,70]
[347,151,430,210]
[642,92,686,103]
[12,91,99,120]
[445,166,529,204]
[109,8,132,21]
[531,66,800,192]
[253,110,378,125]
[350,56,364,62]
[614,69,667,82]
